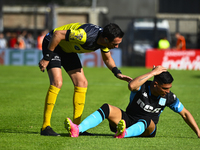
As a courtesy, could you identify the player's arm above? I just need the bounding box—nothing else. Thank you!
[128,66,167,91]
[179,107,200,138]
[48,30,67,51]
[39,30,67,72]
[101,51,116,70]
[44,28,87,59]
[101,51,132,82]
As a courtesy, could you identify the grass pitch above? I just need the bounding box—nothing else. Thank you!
[0,66,200,150]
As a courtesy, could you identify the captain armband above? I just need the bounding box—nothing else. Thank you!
[43,49,53,61]
[112,67,122,77]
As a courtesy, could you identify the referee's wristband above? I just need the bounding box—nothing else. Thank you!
[112,67,122,77]
[43,49,53,61]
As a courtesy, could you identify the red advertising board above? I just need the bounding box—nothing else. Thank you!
[146,49,200,70]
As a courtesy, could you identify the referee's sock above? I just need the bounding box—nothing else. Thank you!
[79,103,109,133]
[125,119,146,137]
[42,85,60,130]
[73,86,87,125]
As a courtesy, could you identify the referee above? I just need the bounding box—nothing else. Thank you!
[38,22,132,136]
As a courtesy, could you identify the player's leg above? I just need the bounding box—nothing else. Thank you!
[41,68,62,136]
[65,103,122,137]
[60,51,87,125]
[107,106,126,138]
[67,68,88,125]
[107,105,123,126]
[41,40,63,136]
[124,118,156,138]
[65,103,109,137]
[140,119,156,137]
[79,104,122,132]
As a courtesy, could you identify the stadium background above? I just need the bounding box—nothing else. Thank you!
[0,0,200,68]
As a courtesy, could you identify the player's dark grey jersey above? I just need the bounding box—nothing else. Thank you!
[125,81,184,124]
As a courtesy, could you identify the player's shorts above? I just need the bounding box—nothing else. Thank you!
[42,38,82,72]
[109,109,157,137]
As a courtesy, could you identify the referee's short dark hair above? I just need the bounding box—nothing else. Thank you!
[102,23,124,42]
[154,71,174,85]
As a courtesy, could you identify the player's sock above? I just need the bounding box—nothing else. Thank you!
[79,103,109,133]
[124,119,146,137]
[73,86,87,125]
[42,85,60,131]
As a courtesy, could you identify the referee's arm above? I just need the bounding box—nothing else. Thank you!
[48,30,67,51]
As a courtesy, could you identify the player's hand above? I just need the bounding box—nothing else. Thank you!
[38,59,49,72]
[116,74,133,82]
[151,65,167,76]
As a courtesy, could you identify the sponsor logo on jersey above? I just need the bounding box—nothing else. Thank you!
[143,92,148,98]
[51,56,61,61]
[173,94,176,99]
[137,99,161,113]
[70,32,83,41]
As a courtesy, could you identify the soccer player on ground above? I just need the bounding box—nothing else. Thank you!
[38,23,132,136]
[65,66,200,138]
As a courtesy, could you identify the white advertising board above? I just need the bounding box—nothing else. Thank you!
[0,48,122,67]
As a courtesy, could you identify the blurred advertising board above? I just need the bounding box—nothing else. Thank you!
[0,48,121,67]
[146,49,200,70]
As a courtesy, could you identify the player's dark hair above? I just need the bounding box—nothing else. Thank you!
[102,23,124,42]
[154,71,174,85]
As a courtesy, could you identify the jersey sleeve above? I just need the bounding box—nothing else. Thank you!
[169,96,184,113]
[129,86,141,104]
[65,28,87,45]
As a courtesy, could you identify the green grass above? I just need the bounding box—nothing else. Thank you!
[0,66,200,150]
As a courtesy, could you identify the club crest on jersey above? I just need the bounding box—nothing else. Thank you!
[74,45,81,50]
[159,98,166,106]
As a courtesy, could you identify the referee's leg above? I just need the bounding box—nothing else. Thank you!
[41,67,62,136]
[68,68,88,125]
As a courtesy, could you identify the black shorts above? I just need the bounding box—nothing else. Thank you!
[42,38,82,72]
[109,109,157,137]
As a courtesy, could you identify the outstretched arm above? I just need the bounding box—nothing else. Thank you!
[101,51,132,82]
[179,107,200,138]
[128,66,167,91]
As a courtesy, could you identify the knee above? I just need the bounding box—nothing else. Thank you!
[52,80,63,89]
[98,103,110,119]
[76,79,88,87]
[148,120,156,132]
[82,79,88,87]
[140,119,156,137]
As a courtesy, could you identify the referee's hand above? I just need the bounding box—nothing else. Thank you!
[38,59,49,72]
[116,74,133,82]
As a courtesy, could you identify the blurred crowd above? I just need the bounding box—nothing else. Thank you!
[0,30,49,50]
[0,29,188,51]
